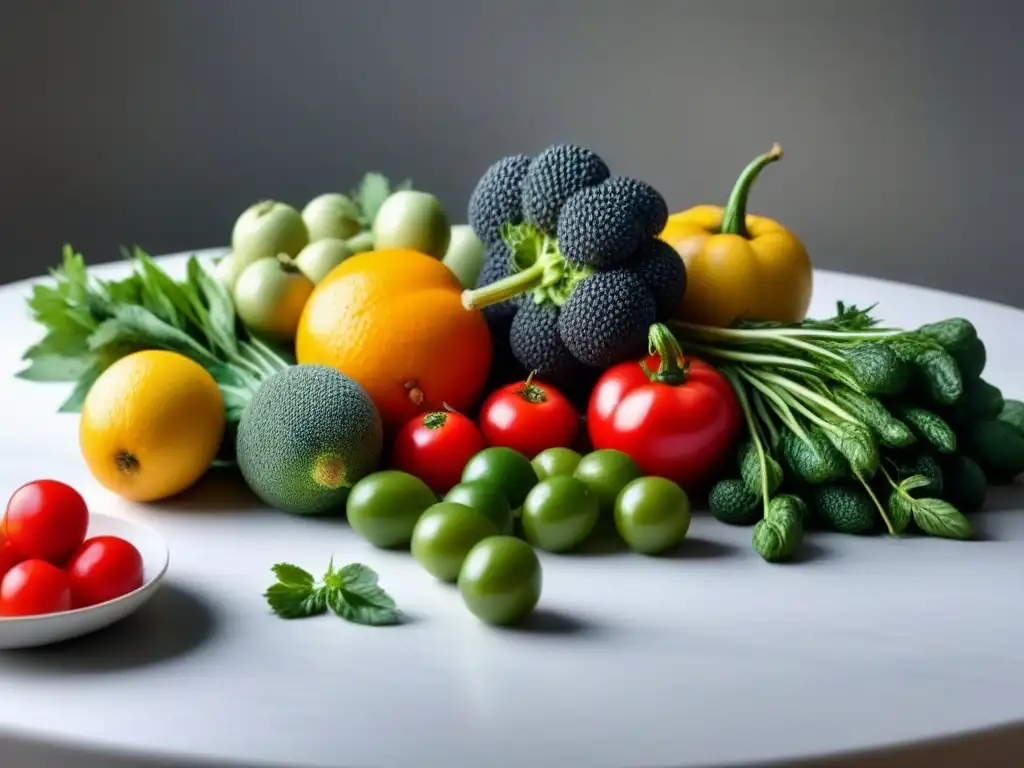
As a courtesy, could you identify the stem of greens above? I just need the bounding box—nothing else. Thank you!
[753,370,861,425]
[855,470,896,535]
[736,367,809,442]
[719,143,783,239]
[752,389,781,450]
[641,324,689,385]
[673,320,904,342]
[683,341,821,373]
[723,368,771,518]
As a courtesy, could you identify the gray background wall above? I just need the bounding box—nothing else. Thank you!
[1,0,1021,306]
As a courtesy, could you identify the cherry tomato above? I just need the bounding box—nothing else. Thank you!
[0,559,72,617]
[3,479,89,565]
[587,325,742,490]
[0,533,21,582]
[65,536,145,608]
[479,374,579,459]
[391,410,485,494]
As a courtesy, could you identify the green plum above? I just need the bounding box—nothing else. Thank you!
[615,476,692,554]
[232,200,308,270]
[232,256,314,342]
[346,470,437,549]
[372,190,451,259]
[411,502,499,582]
[573,449,643,517]
[301,193,362,241]
[444,481,513,534]
[294,238,352,284]
[461,447,538,509]
[442,224,486,288]
[521,476,599,552]
[458,536,542,626]
[532,447,582,481]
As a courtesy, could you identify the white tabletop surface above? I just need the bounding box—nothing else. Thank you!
[0,249,1023,768]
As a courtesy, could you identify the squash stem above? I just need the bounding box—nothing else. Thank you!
[719,143,783,239]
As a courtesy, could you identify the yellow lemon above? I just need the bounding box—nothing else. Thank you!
[79,350,225,502]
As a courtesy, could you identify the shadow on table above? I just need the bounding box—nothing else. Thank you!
[769,718,1024,768]
[160,467,266,513]
[0,582,217,674]
[0,730,261,768]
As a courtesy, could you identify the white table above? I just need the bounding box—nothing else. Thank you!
[1,250,1022,768]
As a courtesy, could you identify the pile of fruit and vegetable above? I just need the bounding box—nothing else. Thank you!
[9,143,1024,628]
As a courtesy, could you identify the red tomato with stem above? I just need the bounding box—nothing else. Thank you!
[0,533,20,582]
[391,410,485,494]
[479,374,580,459]
[4,479,89,565]
[587,324,742,490]
[0,559,72,617]
[66,536,145,608]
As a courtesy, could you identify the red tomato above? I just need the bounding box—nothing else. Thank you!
[0,559,72,617]
[479,375,580,459]
[66,536,144,608]
[4,479,89,565]
[587,327,742,489]
[391,410,485,494]
[0,533,20,582]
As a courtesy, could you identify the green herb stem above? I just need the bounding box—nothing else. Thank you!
[753,369,861,426]
[683,342,820,373]
[723,368,772,519]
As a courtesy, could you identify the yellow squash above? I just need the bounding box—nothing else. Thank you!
[660,144,813,327]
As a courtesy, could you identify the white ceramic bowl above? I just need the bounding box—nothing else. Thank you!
[0,512,170,650]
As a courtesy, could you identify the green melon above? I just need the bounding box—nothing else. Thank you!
[236,364,384,515]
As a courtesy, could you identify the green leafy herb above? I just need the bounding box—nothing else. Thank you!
[350,172,413,226]
[18,245,292,430]
[887,474,972,540]
[264,559,402,626]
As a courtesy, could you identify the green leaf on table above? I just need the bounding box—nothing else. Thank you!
[265,559,401,626]
[911,498,973,540]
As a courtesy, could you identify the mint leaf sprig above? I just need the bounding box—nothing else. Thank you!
[264,559,402,626]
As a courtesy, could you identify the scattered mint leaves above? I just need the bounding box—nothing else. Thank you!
[264,559,401,626]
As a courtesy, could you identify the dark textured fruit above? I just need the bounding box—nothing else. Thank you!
[236,365,384,515]
[509,300,586,384]
[520,144,610,235]
[603,176,669,240]
[558,271,656,368]
[557,180,642,268]
[628,239,687,318]
[468,154,533,246]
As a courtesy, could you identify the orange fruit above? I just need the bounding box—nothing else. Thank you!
[79,350,225,502]
[296,248,493,432]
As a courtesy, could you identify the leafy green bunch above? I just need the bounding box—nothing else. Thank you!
[19,245,291,424]
[673,304,1024,562]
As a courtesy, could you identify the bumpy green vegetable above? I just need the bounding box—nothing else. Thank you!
[996,399,1024,437]
[812,483,877,535]
[961,420,1024,483]
[831,386,915,447]
[752,495,805,562]
[840,344,910,395]
[947,378,1004,424]
[889,405,957,454]
[708,478,761,526]
[940,454,987,514]
[671,303,991,557]
[780,428,848,485]
[739,440,782,497]
[890,451,944,496]
[918,317,986,380]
